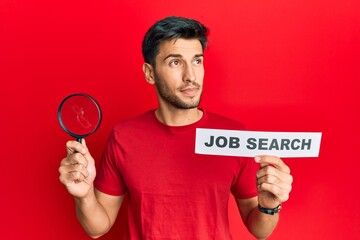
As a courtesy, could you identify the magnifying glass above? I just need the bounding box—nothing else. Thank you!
[58,93,102,143]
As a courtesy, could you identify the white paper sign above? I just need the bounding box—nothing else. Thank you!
[195,128,322,158]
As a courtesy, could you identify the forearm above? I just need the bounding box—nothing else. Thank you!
[74,188,111,238]
[245,206,279,240]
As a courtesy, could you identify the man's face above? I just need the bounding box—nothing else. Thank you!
[153,38,204,109]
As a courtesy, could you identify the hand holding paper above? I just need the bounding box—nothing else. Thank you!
[255,156,293,209]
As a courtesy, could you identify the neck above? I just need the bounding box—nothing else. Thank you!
[155,107,203,126]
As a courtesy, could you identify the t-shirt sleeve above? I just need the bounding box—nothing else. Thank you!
[231,157,259,199]
[94,129,127,196]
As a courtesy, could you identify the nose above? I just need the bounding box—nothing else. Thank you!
[183,64,196,83]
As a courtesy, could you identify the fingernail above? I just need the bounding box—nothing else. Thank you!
[254,156,261,162]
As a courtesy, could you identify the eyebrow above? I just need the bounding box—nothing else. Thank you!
[163,53,204,61]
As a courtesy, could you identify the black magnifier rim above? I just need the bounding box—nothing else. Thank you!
[57,93,102,139]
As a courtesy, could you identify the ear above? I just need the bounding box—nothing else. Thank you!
[142,63,155,85]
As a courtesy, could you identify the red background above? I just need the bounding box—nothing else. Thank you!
[1,0,359,239]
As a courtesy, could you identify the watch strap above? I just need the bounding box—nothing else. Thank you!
[258,204,282,215]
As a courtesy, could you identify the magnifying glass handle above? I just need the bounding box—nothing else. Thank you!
[77,138,83,143]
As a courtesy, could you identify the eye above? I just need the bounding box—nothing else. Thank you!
[194,58,203,65]
[169,60,181,67]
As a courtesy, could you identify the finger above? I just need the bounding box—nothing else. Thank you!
[255,155,290,174]
[258,182,290,203]
[59,163,89,179]
[66,140,87,156]
[257,174,292,192]
[59,171,87,186]
[60,152,88,167]
[256,165,293,185]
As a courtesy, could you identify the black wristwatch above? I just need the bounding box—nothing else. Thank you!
[258,204,282,215]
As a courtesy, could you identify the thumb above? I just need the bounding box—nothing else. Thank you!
[80,139,94,161]
[255,156,269,168]
[81,138,87,147]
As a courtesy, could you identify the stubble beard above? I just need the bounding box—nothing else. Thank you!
[154,71,203,110]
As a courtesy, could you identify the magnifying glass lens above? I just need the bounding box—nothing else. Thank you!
[58,93,102,142]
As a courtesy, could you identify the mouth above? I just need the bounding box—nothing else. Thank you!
[179,86,200,96]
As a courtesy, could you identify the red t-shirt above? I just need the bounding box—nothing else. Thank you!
[94,110,259,239]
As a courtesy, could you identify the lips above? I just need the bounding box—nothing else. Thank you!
[180,87,200,95]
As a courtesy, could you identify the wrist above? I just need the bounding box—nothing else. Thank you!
[74,187,96,204]
[258,196,281,209]
[258,203,282,215]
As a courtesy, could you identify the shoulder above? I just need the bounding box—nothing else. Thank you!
[113,110,156,131]
[108,110,158,141]
[202,110,246,130]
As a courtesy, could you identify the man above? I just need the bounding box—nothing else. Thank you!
[59,16,293,239]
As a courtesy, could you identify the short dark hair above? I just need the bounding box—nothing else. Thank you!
[142,16,209,66]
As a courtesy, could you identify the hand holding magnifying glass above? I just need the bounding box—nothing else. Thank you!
[58,93,101,199]
[58,93,102,142]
